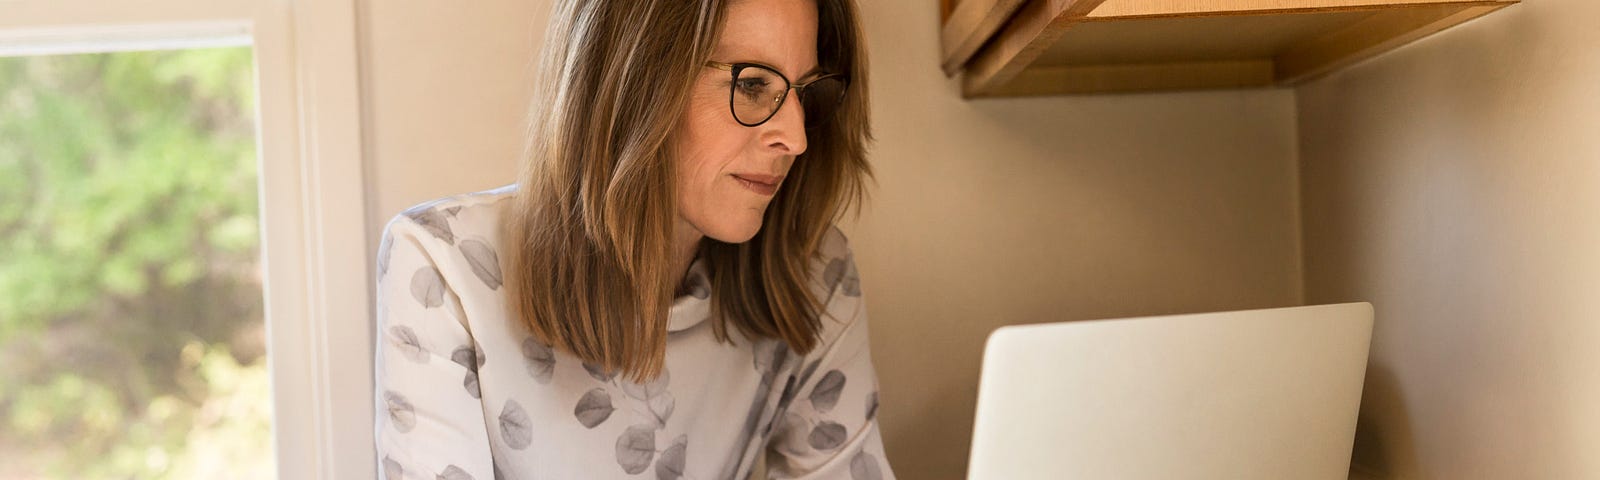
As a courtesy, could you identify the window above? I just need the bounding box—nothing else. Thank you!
[0,2,370,478]
[0,44,272,479]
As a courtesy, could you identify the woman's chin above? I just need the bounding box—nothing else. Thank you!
[701,217,764,244]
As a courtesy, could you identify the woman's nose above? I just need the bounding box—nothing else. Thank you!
[762,89,808,155]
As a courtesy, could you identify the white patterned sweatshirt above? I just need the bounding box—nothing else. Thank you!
[373,185,895,480]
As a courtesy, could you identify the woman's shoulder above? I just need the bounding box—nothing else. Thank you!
[816,224,852,260]
[377,184,518,286]
[382,184,516,243]
[807,224,864,329]
[813,224,858,285]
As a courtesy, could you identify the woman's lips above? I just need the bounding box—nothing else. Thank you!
[731,174,781,196]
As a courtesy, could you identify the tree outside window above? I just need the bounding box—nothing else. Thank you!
[0,46,274,479]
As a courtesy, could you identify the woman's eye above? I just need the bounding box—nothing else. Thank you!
[735,78,769,98]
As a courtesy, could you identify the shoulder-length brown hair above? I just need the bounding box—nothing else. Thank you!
[501,0,871,382]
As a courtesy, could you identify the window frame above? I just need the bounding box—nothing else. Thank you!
[0,1,373,478]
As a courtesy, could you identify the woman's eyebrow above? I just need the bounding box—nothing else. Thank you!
[731,59,824,80]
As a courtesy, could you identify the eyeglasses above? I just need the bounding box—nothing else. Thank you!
[705,61,849,128]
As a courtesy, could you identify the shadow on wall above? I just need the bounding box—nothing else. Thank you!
[1350,362,1418,478]
[858,85,1303,480]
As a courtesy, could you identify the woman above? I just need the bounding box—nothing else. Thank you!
[373,0,893,478]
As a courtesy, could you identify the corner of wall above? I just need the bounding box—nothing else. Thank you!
[1287,86,1308,306]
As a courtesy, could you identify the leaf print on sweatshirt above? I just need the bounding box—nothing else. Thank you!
[768,356,832,441]
[521,337,555,384]
[384,390,416,433]
[762,374,800,439]
[388,325,429,364]
[655,434,688,480]
[459,238,502,290]
[575,388,616,429]
[621,367,670,401]
[866,390,880,421]
[732,339,788,479]
[822,253,862,297]
[404,207,456,244]
[795,358,823,397]
[411,266,446,308]
[615,424,657,474]
[615,367,675,427]
[499,399,533,450]
[584,361,616,382]
[808,420,848,451]
[438,465,474,480]
[768,357,820,436]
[451,345,481,398]
[841,255,861,297]
[850,451,884,480]
[382,456,403,480]
[823,256,847,294]
[772,412,811,458]
[449,345,479,370]
[648,391,676,428]
[751,339,788,385]
[810,370,847,413]
[750,339,792,435]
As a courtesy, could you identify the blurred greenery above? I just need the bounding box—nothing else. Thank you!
[0,46,273,479]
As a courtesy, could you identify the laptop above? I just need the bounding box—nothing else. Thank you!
[966,302,1373,480]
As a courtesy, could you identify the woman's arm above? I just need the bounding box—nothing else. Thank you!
[765,233,896,480]
[374,214,497,480]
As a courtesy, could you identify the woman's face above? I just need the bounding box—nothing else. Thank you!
[674,0,818,244]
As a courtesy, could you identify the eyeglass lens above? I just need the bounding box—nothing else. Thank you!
[731,64,846,127]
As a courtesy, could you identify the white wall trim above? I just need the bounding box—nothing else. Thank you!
[0,21,250,56]
[287,0,374,478]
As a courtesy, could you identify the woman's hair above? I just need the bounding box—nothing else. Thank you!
[501,0,871,382]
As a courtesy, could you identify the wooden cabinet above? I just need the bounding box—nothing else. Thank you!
[940,0,1520,97]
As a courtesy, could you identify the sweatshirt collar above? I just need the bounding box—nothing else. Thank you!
[667,257,711,333]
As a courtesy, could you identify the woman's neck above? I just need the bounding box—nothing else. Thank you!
[671,221,704,294]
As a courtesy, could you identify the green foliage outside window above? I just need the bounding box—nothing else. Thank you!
[0,46,274,479]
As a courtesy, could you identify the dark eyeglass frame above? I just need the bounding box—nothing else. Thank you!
[705,61,849,128]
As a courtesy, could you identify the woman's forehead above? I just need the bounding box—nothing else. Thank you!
[715,0,819,77]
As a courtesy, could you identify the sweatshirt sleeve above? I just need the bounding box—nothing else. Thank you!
[764,230,897,480]
[373,213,497,480]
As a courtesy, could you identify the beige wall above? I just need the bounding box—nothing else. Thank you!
[361,0,544,223]
[362,0,1304,478]
[1297,0,1600,478]
[854,3,1305,478]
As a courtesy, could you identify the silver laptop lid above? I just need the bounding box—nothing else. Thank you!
[967,302,1373,480]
